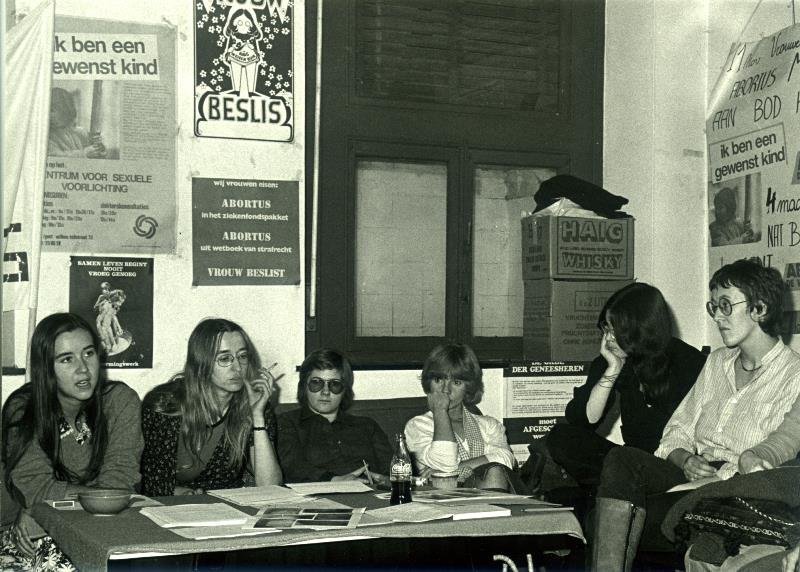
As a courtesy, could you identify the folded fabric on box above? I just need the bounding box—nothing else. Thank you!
[675,496,800,565]
[662,463,800,565]
[533,174,630,219]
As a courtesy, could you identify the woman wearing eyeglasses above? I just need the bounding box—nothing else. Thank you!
[546,283,706,494]
[140,318,282,496]
[590,260,800,571]
[275,348,393,484]
[404,343,515,490]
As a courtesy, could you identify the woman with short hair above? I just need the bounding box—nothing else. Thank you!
[141,318,281,496]
[404,343,515,490]
[1,313,142,570]
[276,348,393,484]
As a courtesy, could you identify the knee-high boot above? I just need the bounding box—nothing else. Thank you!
[591,497,646,572]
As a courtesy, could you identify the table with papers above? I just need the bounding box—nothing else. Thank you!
[30,488,584,572]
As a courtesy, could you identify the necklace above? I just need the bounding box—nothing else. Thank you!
[738,356,762,373]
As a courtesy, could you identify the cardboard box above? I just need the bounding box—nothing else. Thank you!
[523,279,633,361]
[521,215,634,280]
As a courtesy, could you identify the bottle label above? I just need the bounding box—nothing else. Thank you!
[390,459,412,481]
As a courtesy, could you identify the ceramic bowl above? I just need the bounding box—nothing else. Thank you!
[430,472,459,490]
[77,489,132,515]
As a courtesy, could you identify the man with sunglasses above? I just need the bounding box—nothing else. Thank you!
[591,259,800,571]
[275,349,393,485]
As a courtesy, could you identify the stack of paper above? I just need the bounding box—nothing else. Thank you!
[140,503,250,528]
[285,481,373,495]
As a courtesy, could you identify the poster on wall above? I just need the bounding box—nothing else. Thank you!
[503,362,587,462]
[69,256,154,369]
[42,17,176,254]
[707,23,800,349]
[192,177,300,286]
[194,0,293,141]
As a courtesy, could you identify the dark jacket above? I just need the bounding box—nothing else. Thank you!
[276,405,393,482]
[564,337,706,453]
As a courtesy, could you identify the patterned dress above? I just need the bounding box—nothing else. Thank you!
[140,382,277,496]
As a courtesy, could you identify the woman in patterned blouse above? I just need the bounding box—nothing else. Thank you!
[140,318,282,496]
[1,313,143,571]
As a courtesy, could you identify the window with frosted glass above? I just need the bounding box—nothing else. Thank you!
[472,166,556,337]
[355,160,447,337]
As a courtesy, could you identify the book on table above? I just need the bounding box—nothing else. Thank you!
[446,503,512,520]
[139,503,251,528]
[376,488,530,504]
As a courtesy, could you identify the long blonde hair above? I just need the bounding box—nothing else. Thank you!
[178,318,260,468]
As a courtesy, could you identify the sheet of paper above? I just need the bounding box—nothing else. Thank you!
[286,481,374,495]
[207,485,306,506]
[666,475,721,493]
[168,525,280,540]
[140,503,250,528]
[363,503,452,525]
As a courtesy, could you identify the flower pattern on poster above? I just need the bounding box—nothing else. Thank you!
[194,0,293,141]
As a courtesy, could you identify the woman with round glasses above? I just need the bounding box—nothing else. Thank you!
[1,313,142,570]
[404,343,515,490]
[590,260,800,571]
[140,318,282,496]
[276,348,393,484]
[546,283,706,495]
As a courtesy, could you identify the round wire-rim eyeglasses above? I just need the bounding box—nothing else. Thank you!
[705,299,748,318]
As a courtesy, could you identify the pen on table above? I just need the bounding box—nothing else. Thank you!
[362,460,375,486]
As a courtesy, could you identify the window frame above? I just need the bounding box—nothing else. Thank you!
[305,0,605,367]
[464,148,571,362]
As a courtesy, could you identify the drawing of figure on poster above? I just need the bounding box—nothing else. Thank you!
[223,8,262,97]
[708,173,763,247]
[48,81,121,160]
[93,281,132,355]
[194,0,293,141]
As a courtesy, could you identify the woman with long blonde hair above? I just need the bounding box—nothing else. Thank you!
[141,318,281,495]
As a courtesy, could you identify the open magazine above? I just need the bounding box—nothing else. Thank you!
[249,506,365,530]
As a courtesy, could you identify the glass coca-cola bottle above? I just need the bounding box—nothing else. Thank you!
[389,433,413,505]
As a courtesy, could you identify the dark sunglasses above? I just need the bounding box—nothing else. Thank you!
[307,377,345,394]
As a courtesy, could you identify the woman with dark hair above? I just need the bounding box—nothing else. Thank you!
[140,318,281,496]
[1,313,142,570]
[546,282,706,490]
[591,260,800,571]
[276,349,393,484]
[404,343,515,490]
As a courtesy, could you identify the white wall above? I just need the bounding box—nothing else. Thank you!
[604,0,709,349]
[6,1,796,419]
[703,0,797,347]
[3,0,308,407]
